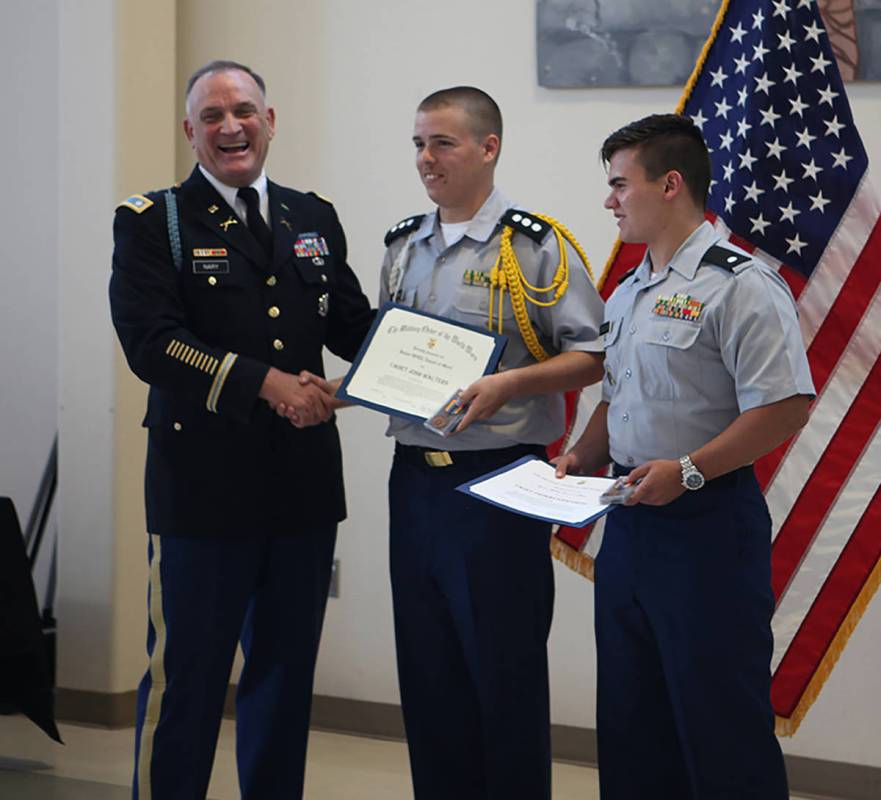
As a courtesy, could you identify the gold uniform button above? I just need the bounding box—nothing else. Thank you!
[173,422,182,431]
[266,275,277,287]
[268,306,280,318]
[273,338,285,351]
[207,276,217,286]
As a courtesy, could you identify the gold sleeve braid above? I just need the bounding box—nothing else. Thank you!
[488,214,594,363]
[165,338,220,375]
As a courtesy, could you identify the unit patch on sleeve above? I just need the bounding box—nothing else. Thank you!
[118,194,154,214]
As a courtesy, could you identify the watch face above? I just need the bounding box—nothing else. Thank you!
[685,471,705,490]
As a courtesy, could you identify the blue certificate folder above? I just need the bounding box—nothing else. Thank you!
[337,302,508,423]
[456,455,617,528]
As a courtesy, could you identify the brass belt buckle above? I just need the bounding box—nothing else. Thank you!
[424,450,453,467]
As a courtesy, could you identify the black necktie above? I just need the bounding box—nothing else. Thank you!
[237,187,273,257]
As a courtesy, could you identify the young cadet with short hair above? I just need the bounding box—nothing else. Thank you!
[555,113,815,799]
[380,87,605,800]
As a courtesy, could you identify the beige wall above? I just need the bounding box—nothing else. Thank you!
[17,0,878,769]
[111,0,177,692]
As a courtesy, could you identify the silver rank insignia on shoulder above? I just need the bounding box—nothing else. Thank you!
[318,292,330,317]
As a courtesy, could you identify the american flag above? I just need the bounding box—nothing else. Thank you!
[550,0,881,735]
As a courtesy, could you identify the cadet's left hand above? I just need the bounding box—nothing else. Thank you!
[623,459,686,506]
[452,373,516,435]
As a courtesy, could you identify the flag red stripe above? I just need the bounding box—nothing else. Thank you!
[599,244,644,300]
[755,226,881,488]
[770,351,881,599]
[778,265,808,301]
[771,486,881,716]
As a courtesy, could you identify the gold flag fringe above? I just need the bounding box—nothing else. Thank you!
[550,534,595,581]
[774,554,881,736]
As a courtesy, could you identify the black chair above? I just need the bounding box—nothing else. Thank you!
[0,497,61,742]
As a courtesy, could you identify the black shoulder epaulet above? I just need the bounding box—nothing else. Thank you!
[500,208,552,245]
[384,214,425,246]
[701,244,752,272]
[618,267,637,284]
[308,191,334,206]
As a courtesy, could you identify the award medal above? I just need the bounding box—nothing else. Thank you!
[652,293,704,322]
[294,233,330,259]
[462,269,492,288]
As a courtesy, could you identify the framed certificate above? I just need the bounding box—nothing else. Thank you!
[457,456,618,528]
[337,302,507,422]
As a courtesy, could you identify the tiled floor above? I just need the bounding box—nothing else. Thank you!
[0,713,820,799]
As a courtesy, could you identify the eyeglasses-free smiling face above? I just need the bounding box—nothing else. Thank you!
[184,68,276,188]
[412,105,499,223]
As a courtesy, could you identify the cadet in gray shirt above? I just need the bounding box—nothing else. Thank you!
[555,114,814,799]
[379,87,604,800]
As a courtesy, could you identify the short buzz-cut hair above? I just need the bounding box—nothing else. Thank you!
[418,86,503,158]
[185,59,267,100]
[601,113,712,208]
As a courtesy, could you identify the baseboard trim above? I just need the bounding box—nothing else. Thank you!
[55,688,137,728]
[55,689,881,799]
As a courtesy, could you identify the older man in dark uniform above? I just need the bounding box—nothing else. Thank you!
[109,60,372,800]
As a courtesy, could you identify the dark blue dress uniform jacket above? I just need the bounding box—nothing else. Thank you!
[109,167,373,538]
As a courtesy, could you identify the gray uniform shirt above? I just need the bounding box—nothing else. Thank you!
[603,220,815,467]
[379,188,604,451]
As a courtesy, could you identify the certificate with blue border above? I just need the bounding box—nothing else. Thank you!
[456,456,617,528]
[337,302,507,422]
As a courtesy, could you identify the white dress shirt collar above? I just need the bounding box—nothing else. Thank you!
[199,165,270,225]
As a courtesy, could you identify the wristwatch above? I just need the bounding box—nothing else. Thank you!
[679,455,706,491]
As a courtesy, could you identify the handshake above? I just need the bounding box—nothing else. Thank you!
[259,366,344,428]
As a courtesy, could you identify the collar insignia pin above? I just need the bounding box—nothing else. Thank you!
[208,204,219,214]
[220,216,238,232]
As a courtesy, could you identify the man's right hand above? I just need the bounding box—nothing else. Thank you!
[259,367,333,427]
[550,450,585,478]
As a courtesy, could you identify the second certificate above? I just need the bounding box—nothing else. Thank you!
[338,303,507,421]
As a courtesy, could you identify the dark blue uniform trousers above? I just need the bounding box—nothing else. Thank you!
[595,466,789,799]
[132,526,336,800]
[390,444,554,800]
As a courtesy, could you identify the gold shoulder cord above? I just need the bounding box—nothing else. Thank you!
[488,214,594,362]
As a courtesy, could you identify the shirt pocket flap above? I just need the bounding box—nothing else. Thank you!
[644,321,701,350]
[292,258,336,287]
